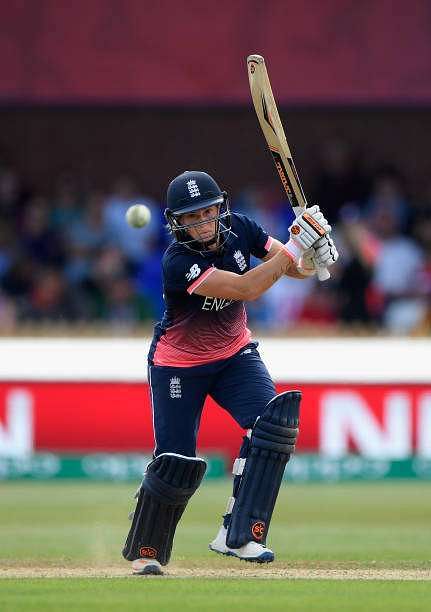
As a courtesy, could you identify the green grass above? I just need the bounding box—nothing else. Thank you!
[0,481,430,610]
[2,579,431,612]
[1,480,430,567]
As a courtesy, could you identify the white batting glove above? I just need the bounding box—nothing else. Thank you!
[284,205,331,262]
[314,235,339,267]
[298,236,339,276]
[296,249,317,276]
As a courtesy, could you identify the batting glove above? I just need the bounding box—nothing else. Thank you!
[298,235,339,276]
[284,205,331,261]
[314,234,339,267]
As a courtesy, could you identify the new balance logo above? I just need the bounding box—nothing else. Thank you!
[187,180,200,198]
[233,250,247,271]
[169,376,182,399]
[185,264,201,281]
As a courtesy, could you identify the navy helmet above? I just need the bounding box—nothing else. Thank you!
[165,171,231,253]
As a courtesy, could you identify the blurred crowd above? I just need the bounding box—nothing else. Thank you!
[0,139,430,335]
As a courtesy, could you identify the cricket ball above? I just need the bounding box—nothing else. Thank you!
[125,204,151,228]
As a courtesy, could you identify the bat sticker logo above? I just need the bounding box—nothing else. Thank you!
[261,94,277,136]
[271,151,293,199]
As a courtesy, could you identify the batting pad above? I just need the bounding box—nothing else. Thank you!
[122,453,206,565]
[226,390,301,549]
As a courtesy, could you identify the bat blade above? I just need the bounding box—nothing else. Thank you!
[247,53,330,281]
[247,54,307,215]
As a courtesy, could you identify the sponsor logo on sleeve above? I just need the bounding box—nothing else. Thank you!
[185,264,201,281]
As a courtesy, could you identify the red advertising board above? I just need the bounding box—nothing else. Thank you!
[1,383,430,460]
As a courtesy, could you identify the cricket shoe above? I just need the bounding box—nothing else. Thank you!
[131,558,163,576]
[209,525,274,563]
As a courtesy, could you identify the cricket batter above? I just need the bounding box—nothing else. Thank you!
[123,171,338,575]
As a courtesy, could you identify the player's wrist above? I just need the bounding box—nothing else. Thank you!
[280,243,298,263]
[283,238,304,261]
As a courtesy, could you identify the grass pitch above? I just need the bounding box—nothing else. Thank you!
[0,480,430,611]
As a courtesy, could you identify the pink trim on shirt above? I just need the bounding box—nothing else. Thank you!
[153,326,252,367]
[264,236,274,251]
[187,266,216,294]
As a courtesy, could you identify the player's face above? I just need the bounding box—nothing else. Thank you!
[179,205,219,247]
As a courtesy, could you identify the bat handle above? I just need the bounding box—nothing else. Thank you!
[317,266,331,281]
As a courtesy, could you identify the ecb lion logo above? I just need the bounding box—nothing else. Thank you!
[187,180,200,198]
[233,250,247,272]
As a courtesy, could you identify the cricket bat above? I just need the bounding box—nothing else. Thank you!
[247,54,330,281]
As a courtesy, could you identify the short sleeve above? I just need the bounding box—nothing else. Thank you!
[163,250,216,294]
[238,214,273,259]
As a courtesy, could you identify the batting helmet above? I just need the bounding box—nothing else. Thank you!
[165,171,231,253]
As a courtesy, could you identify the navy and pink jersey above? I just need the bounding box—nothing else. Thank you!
[148,213,273,367]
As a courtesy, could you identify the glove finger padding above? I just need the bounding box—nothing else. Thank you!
[306,204,320,215]
[285,205,336,264]
[315,241,331,257]
[287,208,327,254]
[311,212,331,233]
[296,213,326,245]
[314,235,339,267]
[303,206,331,231]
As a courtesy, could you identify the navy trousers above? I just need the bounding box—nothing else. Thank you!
[148,342,276,456]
